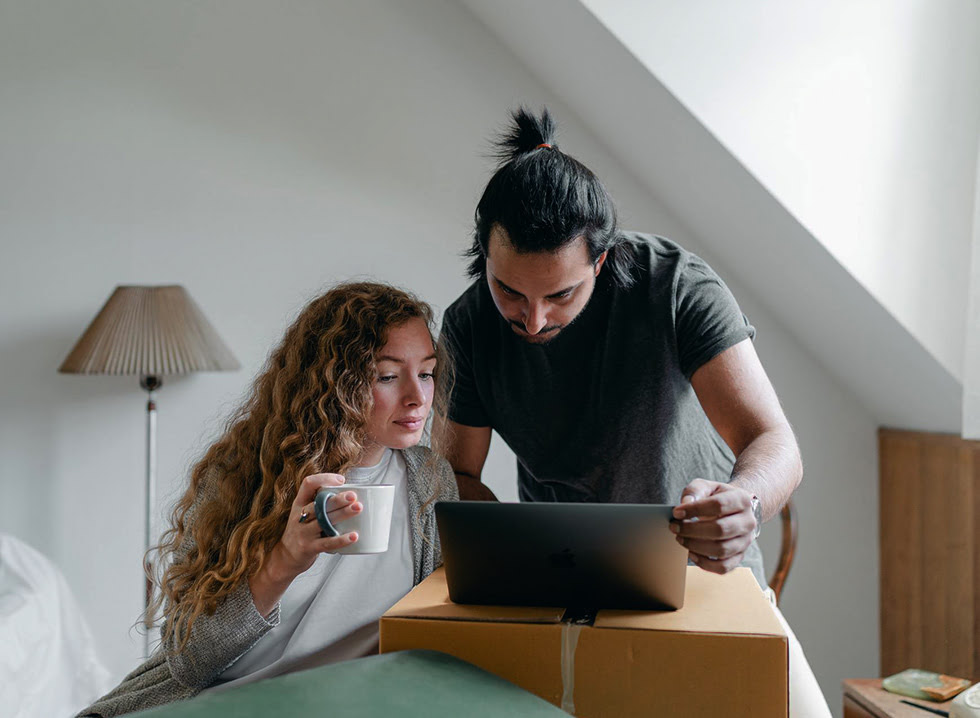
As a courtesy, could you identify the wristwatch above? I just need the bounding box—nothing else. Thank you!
[750,495,762,538]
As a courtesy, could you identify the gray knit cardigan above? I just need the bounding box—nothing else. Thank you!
[78,446,458,717]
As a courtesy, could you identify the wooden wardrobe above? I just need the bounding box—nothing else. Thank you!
[879,428,979,680]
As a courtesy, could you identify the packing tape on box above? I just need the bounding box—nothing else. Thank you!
[561,622,584,715]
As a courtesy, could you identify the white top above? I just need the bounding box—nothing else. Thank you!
[207,448,413,690]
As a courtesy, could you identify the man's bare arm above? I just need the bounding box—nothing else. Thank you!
[446,421,498,501]
[690,338,802,522]
[672,338,801,574]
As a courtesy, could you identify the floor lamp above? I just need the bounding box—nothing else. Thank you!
[59,285,239,656]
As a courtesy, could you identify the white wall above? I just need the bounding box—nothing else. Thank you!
[582,0,980,385]
[964,141,980,440]
[0,0,875,712]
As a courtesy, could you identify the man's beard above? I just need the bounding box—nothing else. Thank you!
[507,299,591,345]
[508,320,563,344]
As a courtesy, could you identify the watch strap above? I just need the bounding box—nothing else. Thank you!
[751,495,762,538]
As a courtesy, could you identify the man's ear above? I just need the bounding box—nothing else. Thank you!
[594,250,609,276]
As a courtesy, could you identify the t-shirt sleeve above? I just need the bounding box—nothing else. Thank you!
[673,254,755,379]
[440,308,491,427]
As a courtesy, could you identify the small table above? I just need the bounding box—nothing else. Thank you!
[843,678,957,717]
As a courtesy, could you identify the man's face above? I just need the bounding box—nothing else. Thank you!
[485,226,606,344]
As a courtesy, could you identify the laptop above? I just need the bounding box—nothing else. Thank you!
[435,501,687,610]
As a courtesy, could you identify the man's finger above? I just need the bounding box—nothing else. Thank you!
[680,478,712,500]
[674,479,713,518]
[671,514,747,540]
[677,534,748,560]
[690,552,742,575]
[675,491,747,521]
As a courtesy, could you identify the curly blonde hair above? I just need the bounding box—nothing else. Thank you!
[147,281,451,651]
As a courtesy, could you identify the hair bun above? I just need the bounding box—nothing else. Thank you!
[491,107,558,164]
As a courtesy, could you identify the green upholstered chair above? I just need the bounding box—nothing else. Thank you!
[129,650,570,717]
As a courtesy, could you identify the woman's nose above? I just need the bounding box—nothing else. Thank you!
[403,379,425,406]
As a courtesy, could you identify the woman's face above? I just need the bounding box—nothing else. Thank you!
[360,317,437,466]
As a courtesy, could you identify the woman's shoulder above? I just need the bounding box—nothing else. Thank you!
[401,445,450,473]
[401,446,457,498]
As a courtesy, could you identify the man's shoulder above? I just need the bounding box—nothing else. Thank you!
[618,231,690,267]
[613,231,699,297]
[637,234,730,293]
[443,280,492,331]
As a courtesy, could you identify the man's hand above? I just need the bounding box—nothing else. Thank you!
[671,478,758,575]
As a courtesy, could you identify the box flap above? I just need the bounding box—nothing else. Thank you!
[594,567,786,637]
[384,567,566,624]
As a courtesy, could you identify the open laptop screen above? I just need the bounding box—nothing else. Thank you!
[436,501,687,610]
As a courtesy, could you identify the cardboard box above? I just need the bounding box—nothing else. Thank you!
[380,566,788,717]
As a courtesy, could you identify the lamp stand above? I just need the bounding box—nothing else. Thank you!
[140,374,161,658]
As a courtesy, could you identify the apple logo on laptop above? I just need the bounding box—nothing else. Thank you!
[548,548,576,569]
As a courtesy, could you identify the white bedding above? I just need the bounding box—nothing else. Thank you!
[0,535,113,718]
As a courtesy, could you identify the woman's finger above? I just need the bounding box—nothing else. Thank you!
[294,473,346,508]
[294,490,355,526]
[327,499,362,522]
[314,532,359,553]
[296,502,317,526]
[314,497,363,534]
[314,491,360,523]
[294,494,362,536]
[321,491,358,514]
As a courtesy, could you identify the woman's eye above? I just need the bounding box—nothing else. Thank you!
[378,375,397,383]
[419,372,435,381]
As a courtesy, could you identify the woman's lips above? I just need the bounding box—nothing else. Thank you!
[394,418,424,430]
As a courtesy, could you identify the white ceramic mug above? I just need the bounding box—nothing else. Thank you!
[314,484,395,555]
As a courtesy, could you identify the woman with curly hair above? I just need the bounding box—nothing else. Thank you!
[79,281,458,717]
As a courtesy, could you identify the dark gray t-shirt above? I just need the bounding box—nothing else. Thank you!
[441,233,765,585]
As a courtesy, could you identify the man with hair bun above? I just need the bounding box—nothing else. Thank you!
[440,107,831,717]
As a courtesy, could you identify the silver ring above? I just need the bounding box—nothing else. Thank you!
[299,510,310,524]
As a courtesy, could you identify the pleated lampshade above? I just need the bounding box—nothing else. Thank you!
[58,285,240,376]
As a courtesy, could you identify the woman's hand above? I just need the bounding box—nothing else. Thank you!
[276,473,363,576]
[248,473,362,617]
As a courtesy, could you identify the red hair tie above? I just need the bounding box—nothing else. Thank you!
[536,143,552,149]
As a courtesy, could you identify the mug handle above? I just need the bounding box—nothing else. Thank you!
[314,489,341,538]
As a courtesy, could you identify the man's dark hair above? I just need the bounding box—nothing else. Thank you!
[466,107,636,288]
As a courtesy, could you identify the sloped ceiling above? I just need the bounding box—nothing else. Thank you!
[459,0,961,432]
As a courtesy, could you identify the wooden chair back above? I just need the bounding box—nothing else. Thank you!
[767,498,798,605]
